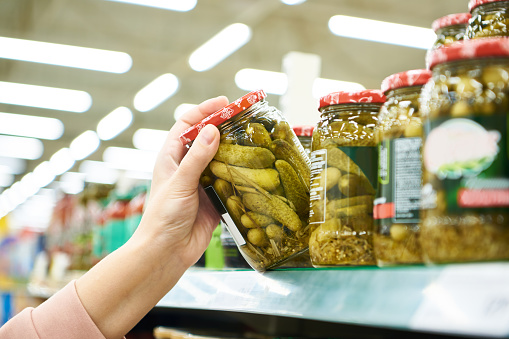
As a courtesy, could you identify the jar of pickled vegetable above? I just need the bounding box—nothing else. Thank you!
[431,13,471,49]
[180,90,311,271]
[420,38,509,263]
[309,90,385,266]
[374,69,431,266]
[467,0,509,39]
[292,125,314,157]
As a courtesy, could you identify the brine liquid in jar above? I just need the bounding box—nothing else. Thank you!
[421,38,509,263]
[374,69,431,266]
[431,13,470,49]
[467,0,509,39]
[180,90,311,271]
[309,90,385,267]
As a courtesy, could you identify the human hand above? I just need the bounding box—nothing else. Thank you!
[134,95,229,268]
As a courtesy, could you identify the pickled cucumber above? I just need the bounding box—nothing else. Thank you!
[214,143,275,168]
[210,161,280,191]
[242,192,302,232]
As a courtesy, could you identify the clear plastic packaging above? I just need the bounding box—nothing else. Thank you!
[420,38,509,263]
[180,90,311,271]
[374,69,431,266]
[309,90,385,266]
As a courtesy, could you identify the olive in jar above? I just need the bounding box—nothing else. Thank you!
[420,38,509,263]
[374,69,431,266]
[467,0,509,39]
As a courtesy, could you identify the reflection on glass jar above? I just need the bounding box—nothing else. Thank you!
[374,69,431,266]
[180,90,311,271]
[421,38,509,263]
[309,90,385,267]
[431,13,470,49]
[467,0,509,39]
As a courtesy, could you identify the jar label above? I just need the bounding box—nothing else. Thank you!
[374,137,422,227]
[204,186,246,246]
[423,115,509,213]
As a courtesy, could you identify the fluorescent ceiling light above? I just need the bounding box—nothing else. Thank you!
[235,68,288,95]
[281,0,306,4]
[103,147,157,173]
[0,135,43,160]
[234,68,365,97]
[105,0,196,11]
[19,173,40,198]
[0,157,26,175]
[189,23,252,72]
[97,107,133,140]
[125,171,152,181]
[174,103,197,121]
[49,148,76,175]
[0,173,14,187]
[328,15,436,49]
[70,130,101,160]
[0,112,64,140]
[33,161,56,188]
[133,128,167,151]
[0,36,132,73]
[133,74,179,112]
[79,161,119,184]
[59,172,86,195]
[313,78,366,98]
[0,81,92,113]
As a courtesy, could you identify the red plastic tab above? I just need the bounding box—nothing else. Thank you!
[432,13,471,32]
[180,90,266,145]
[427,38,509,70]
[381,69,432,93]
[319,90,386,109]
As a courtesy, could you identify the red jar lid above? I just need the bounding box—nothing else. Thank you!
[469,0,507,11]
[427,38,509,69]
[292,125,314,137]
[180,90,266,145]
[381,69,432,93]
[319,90,386,109]
[432,13,471,32]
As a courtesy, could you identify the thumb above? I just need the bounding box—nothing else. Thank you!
[173,124,220,193]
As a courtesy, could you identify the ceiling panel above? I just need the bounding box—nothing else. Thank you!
[0,0,468,188]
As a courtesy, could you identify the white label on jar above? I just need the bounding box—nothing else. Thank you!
[221,214,246,246]
[309,149,327,224]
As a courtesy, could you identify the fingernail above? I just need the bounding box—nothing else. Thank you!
[197,125,215,146]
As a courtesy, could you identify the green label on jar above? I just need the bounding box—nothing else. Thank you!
[375,137,422,228]
[309,146,376,224]
[338,146,377,188]
[423,115,509,213]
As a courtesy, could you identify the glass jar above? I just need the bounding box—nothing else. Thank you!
[292,125,314,157]
[374,69,431,266]
[420,38,509,263]
[431,13,471,49]
[220,221,251,269]
[309,90,385,266]
[180,90,311,271]
[467,0,509,39]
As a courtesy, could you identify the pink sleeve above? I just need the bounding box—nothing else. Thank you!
[0,280,105,339]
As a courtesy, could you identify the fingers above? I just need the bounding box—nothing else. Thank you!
[152,96,228,185]
[168,96,229,141]
[171,124,220,195]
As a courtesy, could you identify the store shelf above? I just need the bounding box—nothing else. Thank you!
[157,263,509,338]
